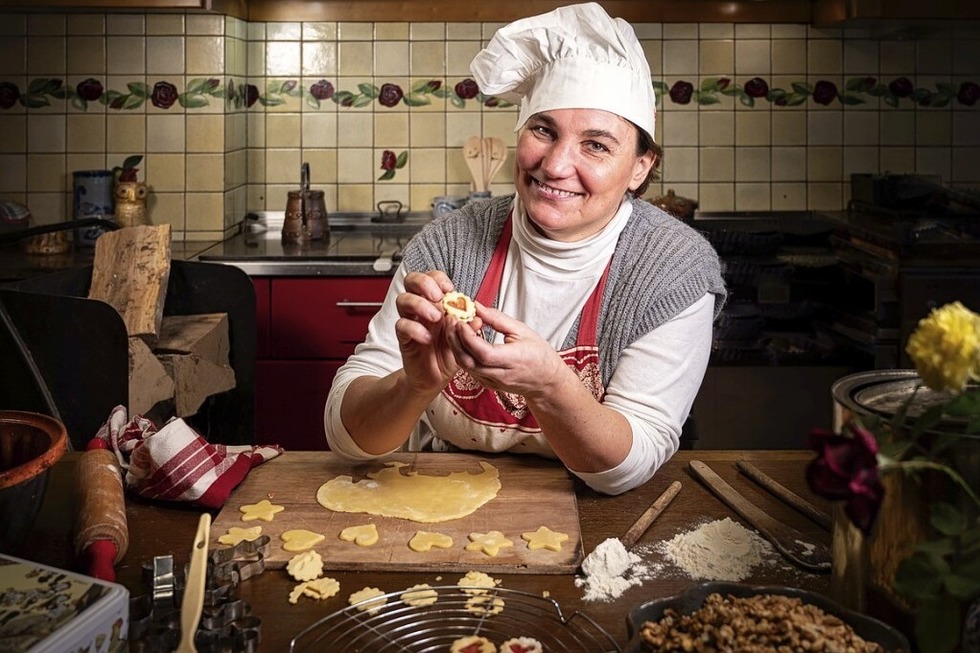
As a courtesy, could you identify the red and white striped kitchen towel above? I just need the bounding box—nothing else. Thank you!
[94,405,283,509]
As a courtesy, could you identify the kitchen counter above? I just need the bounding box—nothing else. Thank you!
[21,449,869,651]
[196,211,433,277]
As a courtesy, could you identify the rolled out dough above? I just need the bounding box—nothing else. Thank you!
[316,460,501,523]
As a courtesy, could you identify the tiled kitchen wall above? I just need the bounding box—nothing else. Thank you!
[0,12,978,240]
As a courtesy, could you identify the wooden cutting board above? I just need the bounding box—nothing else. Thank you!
[211,451,583,574]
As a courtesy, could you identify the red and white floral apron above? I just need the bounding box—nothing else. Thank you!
[428,214,611,454]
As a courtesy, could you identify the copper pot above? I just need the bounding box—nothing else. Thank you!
[283,190,327,243]
[650,189,698,221]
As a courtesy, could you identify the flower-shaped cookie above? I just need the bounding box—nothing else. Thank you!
[239,498,285,522]
[286,550,324,582]
[465,530,514,557]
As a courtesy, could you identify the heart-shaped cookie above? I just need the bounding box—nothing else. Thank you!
[339,523,379,547]
[281,529,325,552]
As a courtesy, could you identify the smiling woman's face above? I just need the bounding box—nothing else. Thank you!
[514,108,655,242]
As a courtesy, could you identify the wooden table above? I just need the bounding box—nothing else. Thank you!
[25,450,834,651]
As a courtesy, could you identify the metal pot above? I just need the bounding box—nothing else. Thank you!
[282,162,327,243]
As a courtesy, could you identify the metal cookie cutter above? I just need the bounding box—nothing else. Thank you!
[129,535,269,652]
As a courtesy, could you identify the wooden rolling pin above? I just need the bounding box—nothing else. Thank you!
[74,439,129,582]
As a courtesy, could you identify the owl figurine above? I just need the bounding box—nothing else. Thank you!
[114,180,150,228]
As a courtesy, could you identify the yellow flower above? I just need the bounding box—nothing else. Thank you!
[905,301,980,393]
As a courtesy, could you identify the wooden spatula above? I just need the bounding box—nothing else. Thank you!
[177,513,211,653]
[487,137,508,189]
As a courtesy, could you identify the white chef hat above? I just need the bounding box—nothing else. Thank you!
[470,2,656,140]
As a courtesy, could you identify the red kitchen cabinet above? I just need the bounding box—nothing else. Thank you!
[253,276,391,449]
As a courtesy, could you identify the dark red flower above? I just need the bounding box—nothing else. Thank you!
[744,77,769,99]
[380,150,397,171]
[150,81,179,109]
[425,80,441,92]
[204,78,220,92]
[957,81,980,107]
[717,78,731,90]
[244,84,260,108]
[812,80,839,105]
[0,81,20,109]
[281,80,297,93]
[110,96,125,109]
[340,96,354,107]
[310,79,334,100]
[858,76,877,92]
[76,78,104,102]
[806,423,884,535]
[668,80,694,104]
[483,97,499,107]
[889,77,915,98]
[378,83,403,107]
[454,78,479,100]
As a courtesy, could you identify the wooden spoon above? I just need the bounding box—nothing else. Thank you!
[487,138,508,189]
[463,136,483,192]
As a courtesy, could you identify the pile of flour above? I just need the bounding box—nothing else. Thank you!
[656,517,776,581]
[575,537,660,602]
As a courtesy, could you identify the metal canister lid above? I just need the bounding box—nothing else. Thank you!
[832,369,966,425]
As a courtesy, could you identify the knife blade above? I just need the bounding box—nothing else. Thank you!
[736,460,832,531]
[688,460,831,573]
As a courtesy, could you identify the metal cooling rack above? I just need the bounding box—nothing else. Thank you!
[289,586,621,652]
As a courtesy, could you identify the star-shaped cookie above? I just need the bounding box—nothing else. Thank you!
[239,498,285,522]
[521,526,569,552]
[464,530,514,557]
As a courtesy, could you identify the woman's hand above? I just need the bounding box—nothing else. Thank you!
[395,271,468,395]
[444,302,568,399]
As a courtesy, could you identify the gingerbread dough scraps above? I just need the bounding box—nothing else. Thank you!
[316,460,501,523]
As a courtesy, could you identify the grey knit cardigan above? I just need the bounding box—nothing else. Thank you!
[400,195,727,387]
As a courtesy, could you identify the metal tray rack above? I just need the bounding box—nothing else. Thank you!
[289,586,621,652]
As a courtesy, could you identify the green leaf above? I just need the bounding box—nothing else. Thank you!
[432,88,449,98]
[893,551,946,599]
[450,96,464,109]
[21,94,49,108]
[697,95,721,105]
[930,502,967,536]
[944,573,980,600]
[838,92,865,105]
[127,82,150,98]
[122,94,144,110]
[353,95,374,107]
[122,155,143,170]
[305,94,320,110]
[358,83,379,97]
[186,78,208,94]
[738,94,755,108]
[402,93,430,107]
[914,596,962,653]
[179,94,209,109]
[260,95,284,107]
[377,169,395,181]
[845,77,869,91]
[71,97,87,111]
[395,151,408,168]
[791,82,811,95]
[936,81,957,95]
[411,80,431,93]
[785,93,808,106]
[914,536,956,558]
[27,78,62,94]
[50,87,69,99]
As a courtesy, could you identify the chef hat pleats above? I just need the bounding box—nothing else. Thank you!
[470,2,656,139]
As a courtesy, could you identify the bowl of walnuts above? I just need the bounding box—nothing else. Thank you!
[625,582,909,653]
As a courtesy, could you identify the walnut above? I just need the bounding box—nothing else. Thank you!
[639,593,890,653]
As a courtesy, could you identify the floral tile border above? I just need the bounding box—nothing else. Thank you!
[1,75,977,111]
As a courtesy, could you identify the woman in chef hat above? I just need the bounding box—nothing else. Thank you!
[325,2,726,495]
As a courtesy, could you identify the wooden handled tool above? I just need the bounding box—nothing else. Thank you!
[621,480,682,549]
[736,461,832,531]
[177,512,211,653]
[74,439,129,582]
